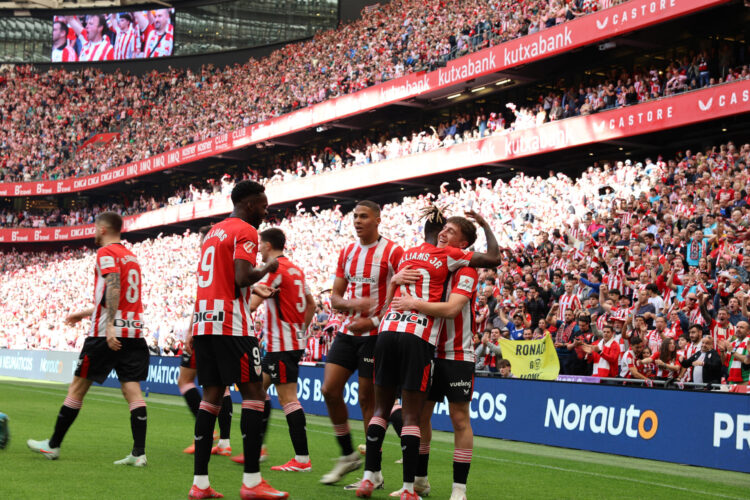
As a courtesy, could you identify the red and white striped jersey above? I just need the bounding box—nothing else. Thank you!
[193,217,258,337]
[113,25,139,60]
[143,25,173,58]
[646,329,666,353]
[709,319,735,349]
[335,237,403,337]
[557,293,581,321]
[89,243,144,339]
[379,243,473,345]
[474,303,489,333]
[619,349,637,378]
[304,334,328,362]
[78,35,114,61]
[728,337,749,383]
[437,267,478,362]
[682,341,701,381]
[591,338,619,377]
[51,45,76,62]
[258,256,310,352]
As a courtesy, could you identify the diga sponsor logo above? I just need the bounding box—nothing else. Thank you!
[595,0,676,31]
[713,413,750,450]
[545,398,658,440]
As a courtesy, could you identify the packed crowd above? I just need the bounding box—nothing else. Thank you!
[0,0,620,184]
[2,140,749,386]
[0,174,236,228]
[3,52,748,229]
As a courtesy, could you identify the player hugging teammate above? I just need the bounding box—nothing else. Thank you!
[356,205,503,500]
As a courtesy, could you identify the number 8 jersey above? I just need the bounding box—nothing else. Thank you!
[90,243,144,338]
[193,217,259,337]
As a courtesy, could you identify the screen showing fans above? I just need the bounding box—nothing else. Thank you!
[51,9,175,62]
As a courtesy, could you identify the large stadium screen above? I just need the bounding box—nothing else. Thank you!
[51,9,175,62]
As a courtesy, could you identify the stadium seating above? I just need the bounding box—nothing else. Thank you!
[2,141,749,380]
[0,0,618,184]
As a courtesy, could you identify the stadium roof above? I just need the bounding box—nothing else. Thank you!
[0,1,171,10]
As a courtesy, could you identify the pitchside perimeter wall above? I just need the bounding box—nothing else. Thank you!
[1,350,748,473]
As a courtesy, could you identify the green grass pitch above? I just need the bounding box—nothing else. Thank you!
[0,378,747,499]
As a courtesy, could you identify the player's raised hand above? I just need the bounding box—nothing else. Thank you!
[391,265,421,285]
[391,291,419,311]
[465,210,489,228]
[106,324,122,351]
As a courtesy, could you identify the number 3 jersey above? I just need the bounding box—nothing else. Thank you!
[90,243,144,338]
[257,256,310,352]
[193,217,258,337]
[379,242,473,345]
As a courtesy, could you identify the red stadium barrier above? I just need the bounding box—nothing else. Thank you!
[1,79,747,243]
[0,0,730,198]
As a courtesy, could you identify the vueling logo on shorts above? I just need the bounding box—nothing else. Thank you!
[384,311,428,327]
[194,311,225,323]
[544,398,658,440]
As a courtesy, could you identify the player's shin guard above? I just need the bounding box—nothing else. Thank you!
[218,394,233,440]
[260,394,271,441]
[333,422,354,456]
[389,404,403,437]
[283,402,309,457]
[453,448,472,485]
[194,401,220,475]
[364,417,387,472]
[181,383,202,418]
[49,397,82,448]
[400,426,421,484]
[129,400,147,456]
[241,400,265,474]
[416,443,430,477]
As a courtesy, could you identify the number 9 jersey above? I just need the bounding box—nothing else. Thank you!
[90,243,144,338]
[193,217,259,337]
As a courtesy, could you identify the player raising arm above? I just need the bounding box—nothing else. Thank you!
[357,207,502,500]
[28,212,149,467]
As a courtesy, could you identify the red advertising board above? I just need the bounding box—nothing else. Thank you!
[0,0,729,198]
[2,80,747,243]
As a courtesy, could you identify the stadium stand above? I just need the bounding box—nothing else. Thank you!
[3,140,750,385]
[0,0,619,184]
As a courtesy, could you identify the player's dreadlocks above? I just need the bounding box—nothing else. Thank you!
[421,204,447,244]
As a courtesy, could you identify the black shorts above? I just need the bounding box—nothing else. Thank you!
[428,359,475,403]
[193,335,262,387]
[325,333,377,379]
[180,351,197,370]
[75,337,149,384]
[374,331,435,393]
[262,350,304,385]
